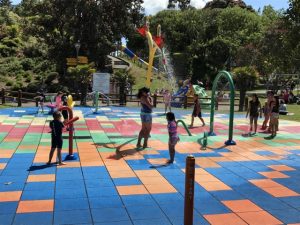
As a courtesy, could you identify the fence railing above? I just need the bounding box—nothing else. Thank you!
[0,89,248,111]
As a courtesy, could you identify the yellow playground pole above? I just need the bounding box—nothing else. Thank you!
[145,19,160,88]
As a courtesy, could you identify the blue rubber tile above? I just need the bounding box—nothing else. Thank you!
[0,201,18,214]
[55,179,85,189]
[24,182,55,191]
[82,167,111,180]
[89,196,124,208]
[162,175,184,183]
[1,170,29,177]
[227,167,265,180]
[156,168,184,177]
[169,213,210,225]
[133,218,171,225]
[0,181,25,191]
[55,187,87,199]
[274,179,300,193]
[151,193,184,204]
[0,158,9,163]
[21,189,54,200]
[160,202,184,218]
[212,173,247,187]
[28,166,56,175]
[56,168,83,180]
[210,190,244,201]
[167,182,184,193]
[54,209,92,225]
[0,213,14,225]
[250,195,291,210]
[204,167,232,176]
[255,151,276,156]
[194,197,231,215]
[91,207,130,223]
[126,159,150,165]
[13,212,53,225]
[268,208,300,224]
[113,177,142,186]
[95,221,133,225]
[126,205,167,220]
[121,194,157,207]
[274,196,300,208]
[217,161,242,167]
[87,187,118,197]
[55,198,89,211]
[85,178,114,188]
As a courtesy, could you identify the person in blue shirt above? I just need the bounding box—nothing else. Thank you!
[136,87,153,149]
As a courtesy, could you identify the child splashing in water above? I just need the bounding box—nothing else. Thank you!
[166,112,179,164]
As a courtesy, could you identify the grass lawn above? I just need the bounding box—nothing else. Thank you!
[279,104,300,122]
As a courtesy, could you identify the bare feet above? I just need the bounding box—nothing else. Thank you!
[136,144,142,149]
[202,123,205,127]
[46,162,51,165]
[57,162,66,166]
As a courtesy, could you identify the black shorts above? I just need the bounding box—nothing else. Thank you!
[193,111,202,118]
[51,137,63,149]
[62,110,68,120]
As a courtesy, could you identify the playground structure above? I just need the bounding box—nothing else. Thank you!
[172,80,211,108]
[58,106,79,160]
[121,46,158,73]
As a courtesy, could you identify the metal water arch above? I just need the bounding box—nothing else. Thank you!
[209,70,236,145]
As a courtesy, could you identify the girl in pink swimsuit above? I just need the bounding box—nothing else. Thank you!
[166,112,179,164]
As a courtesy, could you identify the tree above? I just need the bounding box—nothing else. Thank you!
[112,69,135,105]
[0,0,11,8]
[67,64,95,105]
[168,0,191,10]
[232,66,258,111]
[31,0,143,74]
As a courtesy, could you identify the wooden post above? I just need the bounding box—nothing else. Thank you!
[184,155,195,225]
[1,88,5,104]
[17,90,22,107]
[184,96,188,109]
[153,94,157,108]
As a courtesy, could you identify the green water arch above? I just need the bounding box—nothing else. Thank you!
[209,70,236,145]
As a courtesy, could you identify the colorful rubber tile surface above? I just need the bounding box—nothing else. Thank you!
[0,106,300,225]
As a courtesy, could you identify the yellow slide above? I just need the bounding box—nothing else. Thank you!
[67,95,75,108]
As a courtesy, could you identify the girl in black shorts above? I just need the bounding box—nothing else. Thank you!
[246,94,262,135]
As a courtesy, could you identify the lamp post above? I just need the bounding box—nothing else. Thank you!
[75,41,81,62]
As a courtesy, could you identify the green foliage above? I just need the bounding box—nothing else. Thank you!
[232,66,258,91]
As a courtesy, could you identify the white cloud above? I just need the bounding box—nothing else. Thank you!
[142,0,211,15]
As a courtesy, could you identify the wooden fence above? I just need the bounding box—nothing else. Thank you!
[0,89,249,111]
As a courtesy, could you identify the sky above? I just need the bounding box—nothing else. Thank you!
[12,0,289,15]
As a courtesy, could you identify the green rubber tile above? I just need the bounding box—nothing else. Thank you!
[0,142,20,149]
[98,147,116,152]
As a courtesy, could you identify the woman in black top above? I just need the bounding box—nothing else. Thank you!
[246,94,262,135]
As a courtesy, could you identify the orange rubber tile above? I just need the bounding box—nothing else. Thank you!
[109,170,136,178]
[198,181,232,191]
[195,158,221,168]
[237,211,283,225]
[81,161,104,167]
[116,185,149,195]
[262,187,300,197]
[17,200,54,213]
[194,174,220,183]
[0,163,6,170]
[135,170,161,177]
[288,223,300,225]
[0,150,14,158]
[204,213,247,225]
[268,165,295,171]
[27,174,55,182]
[259,171,289,179]
[249,179,281,188]
[145,184,177,194]
[0,191,22,202]
[139,176,170,185]
[222,200,263,213]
